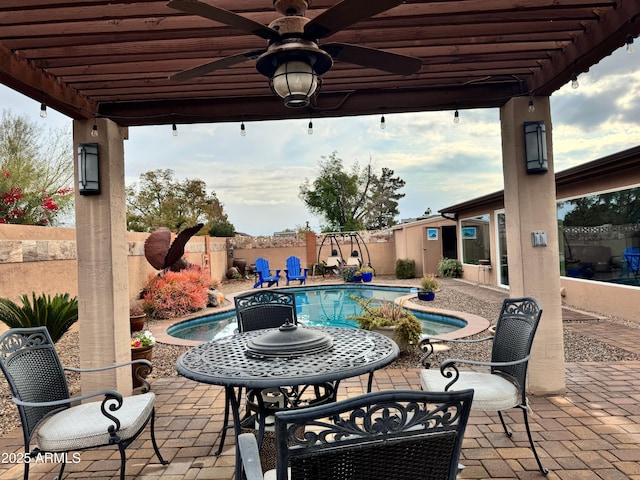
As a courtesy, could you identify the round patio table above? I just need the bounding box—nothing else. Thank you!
[175,326,399,477]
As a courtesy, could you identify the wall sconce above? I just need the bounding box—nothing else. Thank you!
[523,121,548,174]
[77,143,100,195]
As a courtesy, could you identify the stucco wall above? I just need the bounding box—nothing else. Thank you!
[0,225,229,304]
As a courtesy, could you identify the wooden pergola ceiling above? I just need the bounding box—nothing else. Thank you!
[0,0,638,127]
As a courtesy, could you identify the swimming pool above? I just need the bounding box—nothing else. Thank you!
[167,285,468,342]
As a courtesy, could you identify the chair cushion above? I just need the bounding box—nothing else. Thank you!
[37,392,155,451]
[420,370,519,411]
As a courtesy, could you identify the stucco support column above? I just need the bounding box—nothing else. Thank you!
[500,97,566,395]
[73,118,132,395]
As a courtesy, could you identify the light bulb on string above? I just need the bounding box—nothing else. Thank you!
[39,103,47,118]
[172,123,178,137]
[571,74,579,89]
[528,99,535,113]
[453,110,460,124]
[240,122,246,137]
[626,35,636,54]
[380,115,386,130]
[90,121,98,138]
[307,120,313,135]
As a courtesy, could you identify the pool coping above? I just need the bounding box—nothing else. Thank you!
[150,282,491,347]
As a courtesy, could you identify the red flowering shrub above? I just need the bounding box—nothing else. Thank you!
[0,167,73,225]
[141,266,211,319]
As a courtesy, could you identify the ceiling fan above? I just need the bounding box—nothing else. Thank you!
[167,0,422,107]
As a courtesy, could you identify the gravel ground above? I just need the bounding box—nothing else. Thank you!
[1,277,638,437]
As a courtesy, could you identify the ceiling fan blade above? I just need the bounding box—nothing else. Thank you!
[322,43,421,75]
[167,0,280,41]
[304,0,405,40]
[170,50,265,81]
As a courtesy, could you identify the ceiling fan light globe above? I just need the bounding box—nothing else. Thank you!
[271,60,319,108]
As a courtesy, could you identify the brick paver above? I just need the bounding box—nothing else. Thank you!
[2,280,640,479]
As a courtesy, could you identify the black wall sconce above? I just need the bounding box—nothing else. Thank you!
[78,143,100,195]
[523,121,548,174]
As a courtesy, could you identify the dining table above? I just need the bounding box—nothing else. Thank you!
[175,325,399,478]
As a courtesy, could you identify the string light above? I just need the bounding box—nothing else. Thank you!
[39,103,47,118]
[571,74,579,89]
[172,123,178,137]
[453,109,460,124]
[307,119,313,135]
[240,122,246,136]
[626,34,635,54]
[90,120,98,137]
[380,115,386,130]
[528,98,535,113]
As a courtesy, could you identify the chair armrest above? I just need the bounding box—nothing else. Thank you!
[65,359,153,391]
[439,356,530,391]
[13,389,123,408]
[419,336,493,368]
[238,433,264,480]
[64,358,152,373]
[274,269,281,276]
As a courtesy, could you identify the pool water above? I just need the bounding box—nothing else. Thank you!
[167,285,466,342]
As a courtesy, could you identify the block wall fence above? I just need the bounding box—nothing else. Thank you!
[0,225,395,304]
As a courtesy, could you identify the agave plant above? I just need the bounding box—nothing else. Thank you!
[0,292,78,343]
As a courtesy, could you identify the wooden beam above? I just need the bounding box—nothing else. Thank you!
[0,41,96,119]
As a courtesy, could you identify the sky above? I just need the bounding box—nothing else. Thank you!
[1,44,639,236]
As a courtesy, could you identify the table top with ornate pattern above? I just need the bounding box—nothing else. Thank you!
[175,327,399,389]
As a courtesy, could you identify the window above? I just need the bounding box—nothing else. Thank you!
[558,186,640,286]
[461,215,491,265]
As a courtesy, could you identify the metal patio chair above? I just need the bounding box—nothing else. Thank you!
[238,388,474,480]
[215,291,335,457]
[419,297,548,475]
[0,327,168,480]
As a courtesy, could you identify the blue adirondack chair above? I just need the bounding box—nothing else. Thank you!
[285,256,308,286]
[253,257,280,288]
[624,247,640,282]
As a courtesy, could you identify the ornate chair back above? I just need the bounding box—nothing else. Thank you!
[234,290,297,332]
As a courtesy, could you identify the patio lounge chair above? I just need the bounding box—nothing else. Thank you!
[238,388,474,480]
[419,297,548,475]
[253,257,281,288]
[284,256,308,285]
[325,250,343,275]
[0,327,168,480]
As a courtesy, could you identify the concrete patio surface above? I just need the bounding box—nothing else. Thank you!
[1,281,640,479]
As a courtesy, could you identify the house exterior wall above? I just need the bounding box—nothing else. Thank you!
[393,217,457,277]
[439,146,640,322]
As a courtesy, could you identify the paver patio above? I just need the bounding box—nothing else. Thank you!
[1,281,639,479]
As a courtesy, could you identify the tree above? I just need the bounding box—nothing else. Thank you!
[560,187,640,226]
[0,110,74,225]
[299,152,405,231]
[126,169,233,233]
[365,167,406,230]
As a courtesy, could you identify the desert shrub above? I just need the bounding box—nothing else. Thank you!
[438,258,463,278]
[142,266,211,319]
[0,292,78,343]
[395,259,416,279]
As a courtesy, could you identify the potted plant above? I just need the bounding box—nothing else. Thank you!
[359,266,374,282]
[349,297,422,352]
[131,330,155,388]
[129,302,146,333]
[418,274,439,301]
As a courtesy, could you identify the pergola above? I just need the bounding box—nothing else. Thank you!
[1,0,639,396]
